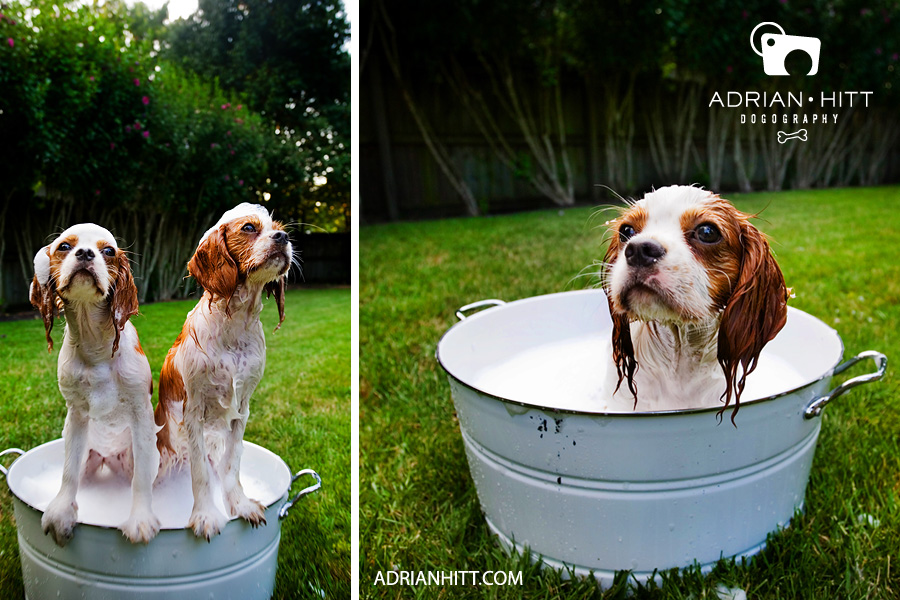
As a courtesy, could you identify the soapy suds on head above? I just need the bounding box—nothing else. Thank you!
[471,334,807,413]
[199,203,271,245]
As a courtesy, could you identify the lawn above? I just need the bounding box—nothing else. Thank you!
[0,287,350,599]
[360,186,900,599]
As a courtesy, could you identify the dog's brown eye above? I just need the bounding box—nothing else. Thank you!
[619,224,636,242]
[242,223,256,233]
[102,247,116,257]
[58,243,71,252]
[695,223,721,244]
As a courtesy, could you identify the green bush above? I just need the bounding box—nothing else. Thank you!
[0,0,346,305]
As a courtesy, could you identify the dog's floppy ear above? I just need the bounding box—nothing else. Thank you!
[610,311,638,404]
[110,249,140,357]
[603,232,639,405]
[717,218,789,422]
[189,224,239,315]
[264,275,286,332]
[30,245,57,352]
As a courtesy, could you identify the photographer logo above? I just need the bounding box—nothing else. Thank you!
[707,22,872,144]
[751,22,821,76]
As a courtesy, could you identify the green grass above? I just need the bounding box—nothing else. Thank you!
[0,287,350,599]
[360,186,900,599]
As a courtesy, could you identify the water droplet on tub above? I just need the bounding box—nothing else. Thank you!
[505,403,529,417]
[669,523,675,531]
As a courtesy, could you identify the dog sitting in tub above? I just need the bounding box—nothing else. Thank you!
[30,224,160,546]
[154,203,291,541]
[599,185,791,422]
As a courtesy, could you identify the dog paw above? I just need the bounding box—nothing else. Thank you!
[188,508,226,541]
[120,511,161,544]
[42,497,79,547]
[226,489,267,527]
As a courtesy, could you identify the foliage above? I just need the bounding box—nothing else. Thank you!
[560,0,668,78]
[163,0,351,232]
[0,0,348,305]
[667,0,900,97]
[0,4,42,202]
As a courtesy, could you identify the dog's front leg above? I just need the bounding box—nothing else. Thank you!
[220,406,266,527]
[119,398,161,544]
[185,394,227,541]
[42,407,89,546]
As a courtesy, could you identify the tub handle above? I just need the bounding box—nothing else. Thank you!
[804,351,887,419]
[279,469,322,519]
[0,448,24,477]
[456,299,506,321]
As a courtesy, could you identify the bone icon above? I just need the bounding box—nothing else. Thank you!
[777,129,808,143]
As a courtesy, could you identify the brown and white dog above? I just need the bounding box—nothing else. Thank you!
[601,186,790,421]
[154,203,291,540]
[30,224,160,545]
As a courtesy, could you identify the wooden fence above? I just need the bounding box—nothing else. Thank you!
[361,55,900,222]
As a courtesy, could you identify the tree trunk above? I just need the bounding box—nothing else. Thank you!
[860,108,900,186]
[375,1,480,216]
[601,72,636,194]
[585,76,602,203]
[449,57,575,207]
[0,192,11,311]
[367,54,400,221]
[732,122,759,193]
[644,81,700,184]
[706,101,732,190]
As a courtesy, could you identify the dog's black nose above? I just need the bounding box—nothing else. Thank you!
[74,248,95,261]
[625,239,665,268]
[272,231,289,245]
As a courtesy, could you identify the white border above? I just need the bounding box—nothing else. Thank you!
[348,0,360,596]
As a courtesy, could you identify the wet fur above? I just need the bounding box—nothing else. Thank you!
[154,205,290,540]
[601,186,790,422]
[30,224,160,546]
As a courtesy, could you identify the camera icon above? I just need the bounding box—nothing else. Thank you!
[751,22,820,76]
